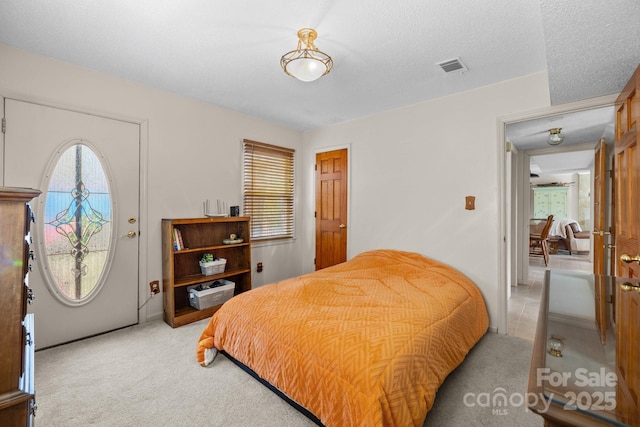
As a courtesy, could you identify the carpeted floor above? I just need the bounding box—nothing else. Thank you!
[425,331,543,426]
[34,319,543,426]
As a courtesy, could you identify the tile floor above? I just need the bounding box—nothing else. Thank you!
[508,252,592,341]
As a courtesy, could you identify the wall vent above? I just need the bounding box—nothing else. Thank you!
[437,58,468,73]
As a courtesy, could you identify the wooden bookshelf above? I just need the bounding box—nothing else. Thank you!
[161,217,251,327]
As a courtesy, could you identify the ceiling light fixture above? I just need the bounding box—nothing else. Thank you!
[547,128,564,145]
[281,28,333,82]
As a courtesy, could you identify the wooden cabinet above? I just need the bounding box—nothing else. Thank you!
[528,272,638,426]
[162,217,252,327]
[532,187,569,219]
[0,187,40,426]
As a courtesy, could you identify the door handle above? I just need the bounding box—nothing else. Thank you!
[593,230,611,236]
[339,224,346,229]
[123,231,137,238]
[620,253,640,264]
[621,282,640,293]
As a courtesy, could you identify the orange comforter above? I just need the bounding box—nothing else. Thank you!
[196,249,489,426]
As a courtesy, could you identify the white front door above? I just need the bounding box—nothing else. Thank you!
[3,98,140,349]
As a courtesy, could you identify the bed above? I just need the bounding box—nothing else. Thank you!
[196,249,489,426]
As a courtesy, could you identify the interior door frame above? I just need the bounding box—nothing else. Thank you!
[314,144,351,263]
[593,138,608,275]
[497,93,618,335]
[0,93,152,323]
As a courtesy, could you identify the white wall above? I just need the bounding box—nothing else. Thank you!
[301,73,551,329]
[0,42,555,330]
[0,43,304,321]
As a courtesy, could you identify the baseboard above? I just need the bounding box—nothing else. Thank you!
[144,311,164,323]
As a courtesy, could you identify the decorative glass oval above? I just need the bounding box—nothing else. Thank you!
[43,142,112,303]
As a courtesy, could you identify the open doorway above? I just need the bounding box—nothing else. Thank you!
[509,153,594,340]
[498,98,616,339]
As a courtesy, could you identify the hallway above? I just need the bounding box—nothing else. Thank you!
[507,252,593,341]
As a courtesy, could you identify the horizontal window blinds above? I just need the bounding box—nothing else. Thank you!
[243,139,295,241]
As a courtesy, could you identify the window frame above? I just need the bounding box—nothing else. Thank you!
[242,139,295,242]
[39,140,115,306]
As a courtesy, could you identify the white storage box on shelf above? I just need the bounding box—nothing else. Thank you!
[188,279,235,310]
[199,258,226,276]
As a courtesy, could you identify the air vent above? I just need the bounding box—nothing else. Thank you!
[437,58,468,73]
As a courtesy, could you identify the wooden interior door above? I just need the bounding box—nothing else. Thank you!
[315,149,348,270]
[593,138,607,275]
[613,65,639,425]
[614,92,640,278]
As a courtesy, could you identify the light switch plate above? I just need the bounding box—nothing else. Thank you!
[465,196,475,210]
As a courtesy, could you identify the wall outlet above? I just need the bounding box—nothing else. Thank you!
[149,280,160,295]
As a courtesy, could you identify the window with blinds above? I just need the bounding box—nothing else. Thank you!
[243,139,295,241]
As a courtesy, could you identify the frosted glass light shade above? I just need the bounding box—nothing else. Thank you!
[281,28,333,82]
[285,57,328,82]
[547,128,564,145]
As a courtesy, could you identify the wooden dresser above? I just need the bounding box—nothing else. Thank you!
[0,187,41,426]
[528,271,638,426]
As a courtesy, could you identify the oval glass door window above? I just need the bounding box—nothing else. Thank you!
[42,142,113,303]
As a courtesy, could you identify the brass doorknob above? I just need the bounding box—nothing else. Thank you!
[339,224,346,228]
[123,231,137,238]
[620,253,640,264]
[621,282,640,293]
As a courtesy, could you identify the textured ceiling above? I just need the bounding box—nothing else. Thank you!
[506,105,615,151]
[540,0,640,105]
[529,150,596,177]
[520,0,640,175]
[0,0,638,144]
[506,105,616,176]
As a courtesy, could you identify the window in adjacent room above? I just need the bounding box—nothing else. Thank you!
[242,139,295,241]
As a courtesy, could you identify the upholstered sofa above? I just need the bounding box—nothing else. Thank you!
[551,220,590,254]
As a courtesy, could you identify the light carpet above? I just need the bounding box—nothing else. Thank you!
[35,319,543,426]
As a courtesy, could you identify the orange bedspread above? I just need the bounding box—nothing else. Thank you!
[196,249,489,426]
